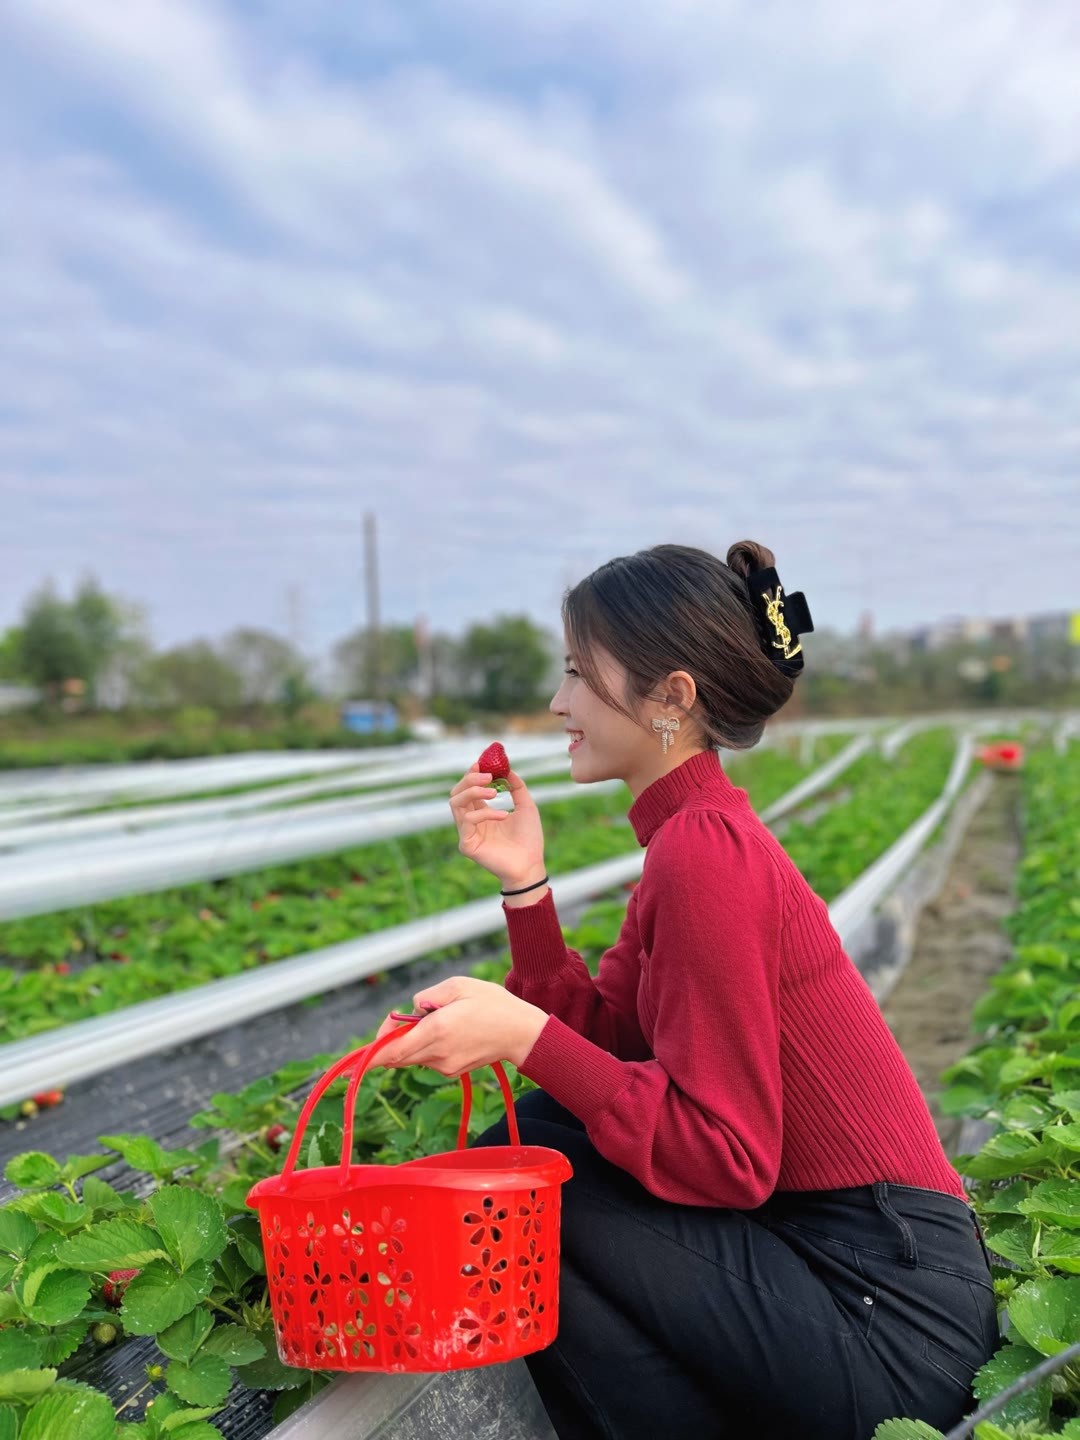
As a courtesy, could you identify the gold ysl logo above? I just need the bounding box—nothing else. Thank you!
[761,585,802,661]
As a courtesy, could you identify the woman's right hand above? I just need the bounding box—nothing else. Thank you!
[449,767,546,887]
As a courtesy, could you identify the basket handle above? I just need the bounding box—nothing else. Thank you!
[278,1021,521,1184]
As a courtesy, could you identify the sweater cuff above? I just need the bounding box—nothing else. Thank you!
[502,888,578,984]
[517,1015,629,1128]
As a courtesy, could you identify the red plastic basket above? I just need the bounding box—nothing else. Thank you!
[246,1023,573,1374]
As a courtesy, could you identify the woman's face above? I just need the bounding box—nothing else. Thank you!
[549,640,658,785]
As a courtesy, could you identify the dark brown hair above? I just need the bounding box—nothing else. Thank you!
[562,541,798,750]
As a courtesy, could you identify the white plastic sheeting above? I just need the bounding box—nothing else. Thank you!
[0,767,618,920]
[0,739,937,1105]
[0,753,577,853]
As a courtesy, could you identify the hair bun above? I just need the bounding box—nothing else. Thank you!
[725,540,776,580]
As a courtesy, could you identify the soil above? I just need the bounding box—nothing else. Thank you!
[878,774,1023,1156]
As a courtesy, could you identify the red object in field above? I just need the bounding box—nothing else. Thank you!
[246,1026,572,1374]
[976,741,1025,771]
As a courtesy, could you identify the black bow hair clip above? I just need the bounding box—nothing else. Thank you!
[744,566,815,678]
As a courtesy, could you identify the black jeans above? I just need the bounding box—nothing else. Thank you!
[472,1088,1000,1440]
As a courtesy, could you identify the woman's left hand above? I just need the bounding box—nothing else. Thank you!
[372,977,549,1077]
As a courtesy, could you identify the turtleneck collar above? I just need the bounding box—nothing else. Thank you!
[627,746,744,847]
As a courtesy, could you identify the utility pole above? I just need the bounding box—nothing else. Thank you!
[364,511,381,701]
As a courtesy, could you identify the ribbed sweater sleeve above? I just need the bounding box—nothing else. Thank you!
[502,888,652,1061]
[513,809,785,1207]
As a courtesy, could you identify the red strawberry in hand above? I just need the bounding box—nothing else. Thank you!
[476,742,511,794]
[103,1269,140,1308]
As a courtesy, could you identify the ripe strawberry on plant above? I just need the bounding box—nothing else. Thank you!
[32,1090,64,1109]
[476,742,511,793]
[103,1269,140,1308]
[55,961,71,975]
[264,1123,290,1152]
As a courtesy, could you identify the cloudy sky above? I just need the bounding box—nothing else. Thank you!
[3,1,1079,657]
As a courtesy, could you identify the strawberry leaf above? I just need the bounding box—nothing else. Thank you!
[0,1370,57,1405]
[119,1260,214,1334]
[165,1354,230,1408]
[1017,1178,1080,1229]
[972,1340,1051,1427]
[0,1208,38,1259]
[5,1193,89,1233]
[21,1384,114,1440]
[4,1152,62,1189]
[19,1267,92,1326]
[199,1324,265,1365]
[55,1218,169,1271]
[1007,1275,1080,1356]
[150,1188,227,1273]
[157,1307,215,1364]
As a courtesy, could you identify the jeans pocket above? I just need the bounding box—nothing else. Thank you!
[768,1221,880,1339]
[922,1333,979,1393]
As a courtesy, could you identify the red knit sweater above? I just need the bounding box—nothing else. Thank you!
[503,747,967,1207]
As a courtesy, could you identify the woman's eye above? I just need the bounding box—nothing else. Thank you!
[563,668,578,677]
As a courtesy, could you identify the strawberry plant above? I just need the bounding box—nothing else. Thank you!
[871,743,1080,1437]
[782,728,959,901]
[0,746,815,1063]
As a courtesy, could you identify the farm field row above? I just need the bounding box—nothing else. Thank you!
[0,723,1010,1438]
[0,744,826,1047]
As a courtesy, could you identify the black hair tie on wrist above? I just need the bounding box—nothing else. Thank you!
[500,875,549,896]
[744,565,814,678]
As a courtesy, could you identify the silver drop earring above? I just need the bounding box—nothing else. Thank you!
[652,715,680,756]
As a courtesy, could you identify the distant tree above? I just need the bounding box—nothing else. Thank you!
[333,625,420,702]
[15,576,137,705]
[459,615,553,713]
[0,627,26,682]
[151,641,244,709]
[219,626,309,707]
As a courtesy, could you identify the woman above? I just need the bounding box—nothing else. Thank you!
[374,540,999,1439]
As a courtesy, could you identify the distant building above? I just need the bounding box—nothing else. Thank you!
[340,699,398,735]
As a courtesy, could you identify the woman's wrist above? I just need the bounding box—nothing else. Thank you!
[500,864,550,908]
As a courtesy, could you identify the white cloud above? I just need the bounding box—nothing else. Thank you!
[1,0,1078,649]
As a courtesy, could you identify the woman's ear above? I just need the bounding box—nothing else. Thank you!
[665,670,698,713]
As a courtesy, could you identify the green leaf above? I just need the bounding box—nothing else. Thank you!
[972,1340,1052,1426]
[0,1370,57,1405]
[58,1154,108,1185]
[150,1189,227,1273]
[870,1422,946,1439]
[158,1407,222,1433]
[0,1208,39,1259]
[3,1153,62,1190]
[20,1268,91,1326]
[5,1194,89,1233]
[0,1403,19,1440]
[985,1220,1036,1267]
[166,1354,230,1408]
[959,1133,1051,1180]
[1046,1122,1080,1151]
[214,1244,253,1295]
[235,1343,308,1391]
[97,1134,199,1177]
[54,1218,169,1271]
[1037,1229,1080,1273]
[119,1260,214,1335]
[1007,1276,1080,1356]
[22,1385,114,1440]
[200,1325,264,1365]
[165,1425,226,1440]
[980,1181,1032,1215]
[0,1331,46,1369]
[1050,1089,1080,1119]
[80,1177,139,1214]
[1017,1179,1080,1229]
[157,1308,214,1364]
